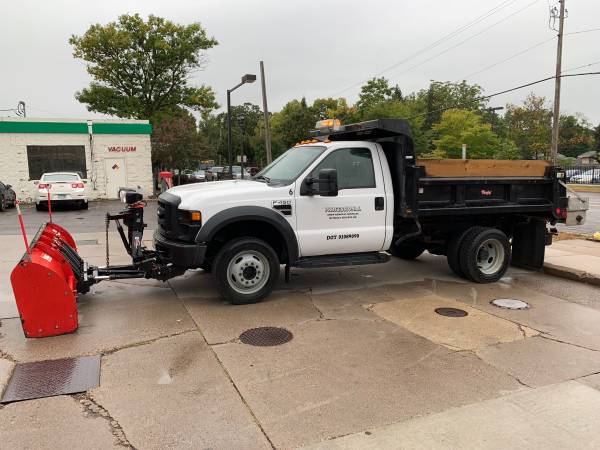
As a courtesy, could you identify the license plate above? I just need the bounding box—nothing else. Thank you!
[56,194,67,199]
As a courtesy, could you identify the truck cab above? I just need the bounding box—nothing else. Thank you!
[155,119,585,304]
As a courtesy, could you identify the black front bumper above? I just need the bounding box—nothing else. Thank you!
[153,230,207,268]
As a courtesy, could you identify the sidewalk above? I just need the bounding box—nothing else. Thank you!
[544,239,600,286]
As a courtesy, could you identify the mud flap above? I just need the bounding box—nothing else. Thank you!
[511,219,548,270]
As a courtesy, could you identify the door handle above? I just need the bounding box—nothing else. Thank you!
[375,197,384,211]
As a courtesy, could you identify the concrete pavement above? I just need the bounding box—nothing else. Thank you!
[544,239,600,285]
[2,230,600,449]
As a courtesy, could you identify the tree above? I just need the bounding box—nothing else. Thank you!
[594,124,600,150]
[152,111,204,175]
[270,98,318,152]
[429,109,501,159]
[558,114,595,158]
[417,80,486,130]
[356,77,402,115]
[70,14,218,121]
[504,94,552,159]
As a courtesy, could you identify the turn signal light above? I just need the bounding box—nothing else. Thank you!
[38,183,51,190]
[72,183,85,188]
[190,211,202,222]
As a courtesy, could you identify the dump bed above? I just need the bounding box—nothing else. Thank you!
[407,159,565,219]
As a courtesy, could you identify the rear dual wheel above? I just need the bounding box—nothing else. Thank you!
[447,227,510,283]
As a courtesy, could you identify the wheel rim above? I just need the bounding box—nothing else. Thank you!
[226,250,270,295]
[476,238,505,275]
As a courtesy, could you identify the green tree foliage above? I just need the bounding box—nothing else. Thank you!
[558,114,595,157]
[428,109,501,159]
[70,14,218,121]
[417,80,486,130]
[504,94,552,159]
[270,98,318,153]
[355,77,402,115]
[151,110,205,172]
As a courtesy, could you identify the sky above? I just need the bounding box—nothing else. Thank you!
[1,0,599,124]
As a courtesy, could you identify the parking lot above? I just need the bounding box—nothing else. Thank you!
[1,201,600,449]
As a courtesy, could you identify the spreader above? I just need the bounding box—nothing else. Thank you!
[10,192,182,338]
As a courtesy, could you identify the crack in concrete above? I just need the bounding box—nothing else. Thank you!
[308,289,326,320]
[173,291,276,450]
[538,333,600,353]
[462,349,533,389]
[101,329,197,356]
[74,393,135,448]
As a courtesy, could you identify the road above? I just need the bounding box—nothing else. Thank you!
[0,200,158,236]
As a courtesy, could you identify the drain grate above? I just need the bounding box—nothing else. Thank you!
[1,355,101,403]
[240,327,293,346]
[75,239,99,246]
[491,298,530,310]
[435,307,468,317]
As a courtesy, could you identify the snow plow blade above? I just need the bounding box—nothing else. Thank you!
[10,223,80,338]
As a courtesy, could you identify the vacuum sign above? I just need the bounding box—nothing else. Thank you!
[108,146,136,153]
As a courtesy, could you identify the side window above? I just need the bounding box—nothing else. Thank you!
[313,148,376,190]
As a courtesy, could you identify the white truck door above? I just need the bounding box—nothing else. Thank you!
[294,144,387,256]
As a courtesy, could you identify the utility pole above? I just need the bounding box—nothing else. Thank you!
[550,0,566,163]
[260,61,273,165]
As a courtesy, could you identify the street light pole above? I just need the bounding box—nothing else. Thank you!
[227,74,256,180]
[260,61,273,165]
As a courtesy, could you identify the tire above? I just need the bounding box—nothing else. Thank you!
[389,241,426,260]
[81,201,89,210]
[35,203,44,211]
[446,226,484,277]
[459,227,511,283]
[0,195,5,212]
[213,237,280,304]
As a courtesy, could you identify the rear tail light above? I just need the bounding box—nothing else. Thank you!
[72,183,84,188]
[555,207,568,219]
[38,183,51,190]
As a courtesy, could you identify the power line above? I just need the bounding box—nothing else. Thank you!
[387,0,541,82]
[408,71,600,119]
[329,0,520,97]
[562,59,600,73]
[458,36,555,80]
[565,27,600,36]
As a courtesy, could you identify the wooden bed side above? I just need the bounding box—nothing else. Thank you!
[416,159,551,177]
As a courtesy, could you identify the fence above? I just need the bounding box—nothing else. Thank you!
[563,163,600,184]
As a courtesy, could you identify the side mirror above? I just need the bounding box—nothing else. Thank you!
[318,168,338,197]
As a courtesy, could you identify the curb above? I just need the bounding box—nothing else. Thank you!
[543,262,600,286]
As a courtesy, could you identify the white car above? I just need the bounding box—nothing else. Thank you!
[36,172,88,211]
[570,169,600,184]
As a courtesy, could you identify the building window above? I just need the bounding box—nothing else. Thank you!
[26,145,87,180]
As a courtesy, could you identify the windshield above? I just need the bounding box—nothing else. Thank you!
[256,146,326,184]
[42,173,80,182]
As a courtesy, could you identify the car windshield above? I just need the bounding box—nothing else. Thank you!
[256,146,326,184]
[42,174,80,182]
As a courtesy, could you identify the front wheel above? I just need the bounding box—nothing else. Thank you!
[459,228,511,283]
[213,237,280,304]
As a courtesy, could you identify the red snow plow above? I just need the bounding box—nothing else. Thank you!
[10,192,182,338]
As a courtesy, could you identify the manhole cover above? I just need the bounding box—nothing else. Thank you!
[491,298,530,310]
[239,327,293,346]
[1,355,101,403]
[435,307,468,317]
[75,239,98,246]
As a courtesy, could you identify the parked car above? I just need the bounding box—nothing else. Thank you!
[570,169,600,184]
[565,169,584,182]
[207,166,224,181]
[0,181,16,211]
[232,166,251,179]
[36,172,88,210]
[191,170,206,182]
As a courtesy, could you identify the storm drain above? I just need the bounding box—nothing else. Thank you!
[239,327,293,347]
[435,307,468,317]
[75,239,99,246]
[491,298,530,310]
[1,355,101,403]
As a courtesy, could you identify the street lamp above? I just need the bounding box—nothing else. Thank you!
[227,74,256,179]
